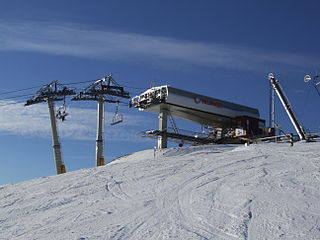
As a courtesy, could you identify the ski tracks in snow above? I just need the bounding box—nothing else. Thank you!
[141,143,320,239]
[140,145,258,239]
[1,143,320,239]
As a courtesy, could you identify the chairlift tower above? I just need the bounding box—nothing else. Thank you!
[72,74,130,167]
[25,80,76,174]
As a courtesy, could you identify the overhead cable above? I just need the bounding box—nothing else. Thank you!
[0,85,43,96]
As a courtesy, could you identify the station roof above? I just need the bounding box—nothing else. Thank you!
[131,85,261,127]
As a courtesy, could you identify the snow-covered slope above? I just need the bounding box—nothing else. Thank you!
[1,142,320,240]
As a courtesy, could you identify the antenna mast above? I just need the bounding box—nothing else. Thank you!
[25,81,76,174]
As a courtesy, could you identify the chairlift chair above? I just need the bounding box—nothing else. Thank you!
[110,102,123,125]
[111,113,123,125]
[56,105,68,121]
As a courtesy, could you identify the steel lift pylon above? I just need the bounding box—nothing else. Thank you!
[25,81,76,174]
[72,74,130,166]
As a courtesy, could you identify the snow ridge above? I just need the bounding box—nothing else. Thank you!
[1,142,320,239]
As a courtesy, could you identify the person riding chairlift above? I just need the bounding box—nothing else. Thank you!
[56,106,68,121]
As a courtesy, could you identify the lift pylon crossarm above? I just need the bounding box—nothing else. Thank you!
[79,89,130,98]
[25,97,65,106]
[268,73,307,141]
[72,94,120,103]
[24,97,47,106]
[25,80,76,106]
[38,80,76,96]
[102,85,124,91]
[81,75,130,99]
[37,89,75,98]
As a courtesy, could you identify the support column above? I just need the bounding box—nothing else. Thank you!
[48,100,66,174]
[158,109,168,149]
[269,82,275,128]
[96,98,105,166]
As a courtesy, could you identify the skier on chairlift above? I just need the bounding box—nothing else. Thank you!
[56,105,68,121]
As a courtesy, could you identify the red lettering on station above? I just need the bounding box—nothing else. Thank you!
[194,95,222,108]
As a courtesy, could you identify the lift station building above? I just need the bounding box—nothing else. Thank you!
[131,85,267,148]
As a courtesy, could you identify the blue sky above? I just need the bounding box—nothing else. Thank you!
[1,0,320,185]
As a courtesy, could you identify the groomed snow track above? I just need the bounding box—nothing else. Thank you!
[1,142,320,239]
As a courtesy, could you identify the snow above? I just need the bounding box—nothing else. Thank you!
[1,142,320,240]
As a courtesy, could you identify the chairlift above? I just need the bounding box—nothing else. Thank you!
[56,105,68,121]
[110,102,123,126]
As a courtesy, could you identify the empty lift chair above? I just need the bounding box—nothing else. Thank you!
[110,102,123,126]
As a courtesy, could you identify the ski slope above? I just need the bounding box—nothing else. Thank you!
[1,142,320,240]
